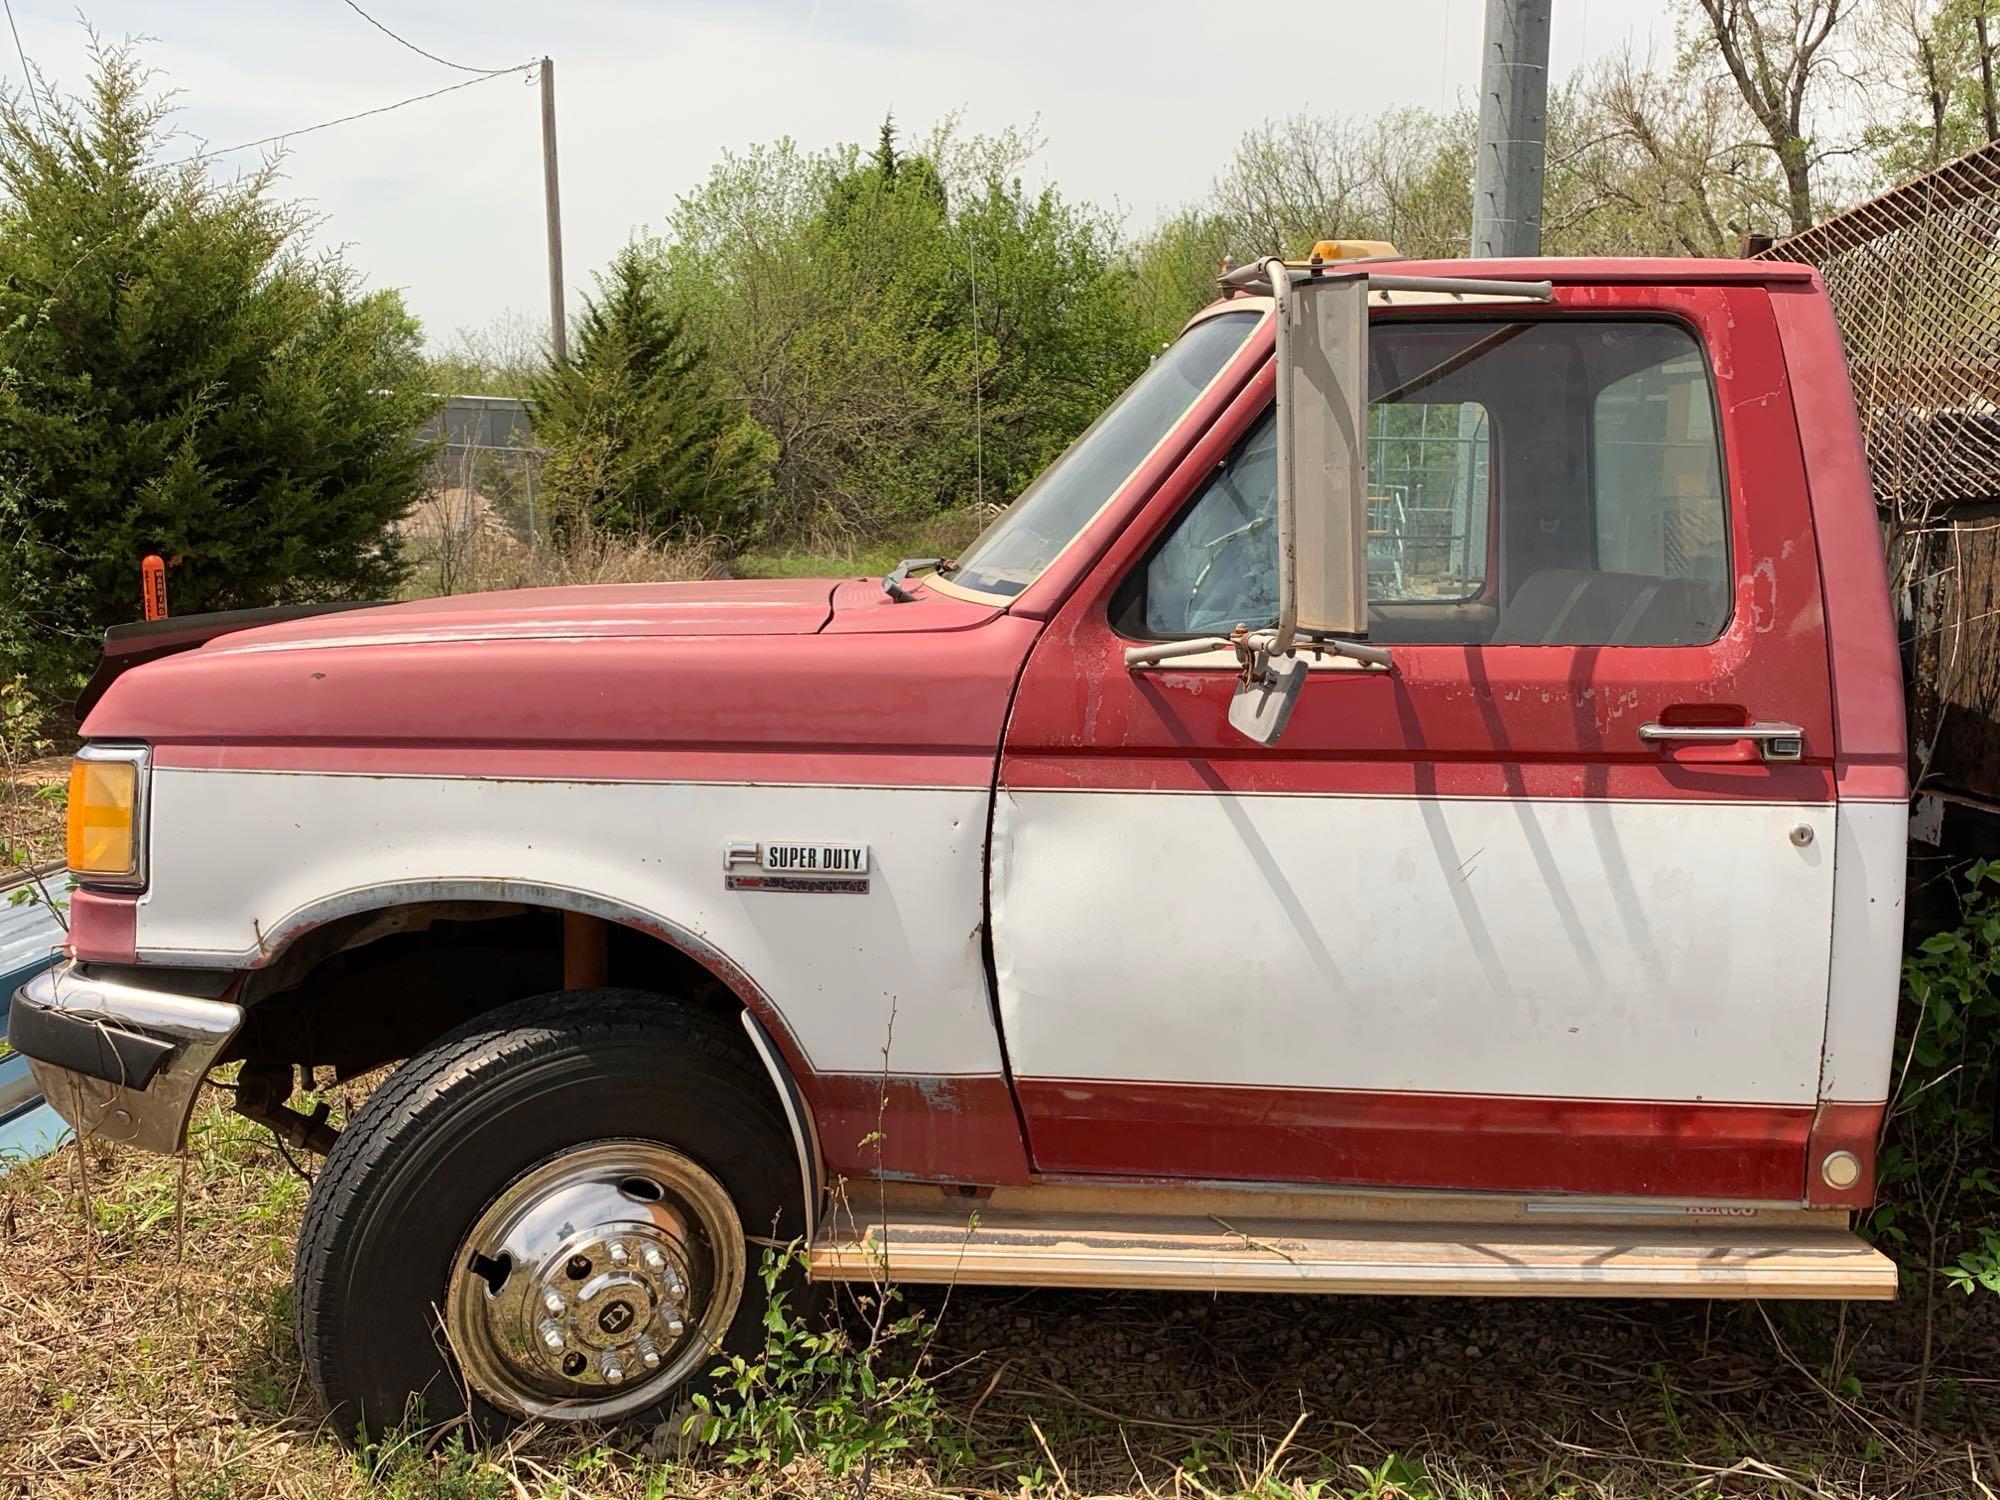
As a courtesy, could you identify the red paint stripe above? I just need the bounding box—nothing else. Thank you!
[66,889,138,965]
[1835,763,1909,802]
[1805,1100,1884,1209]
[1005,754,1835,802]
[810,1073,1030,1185]
[1014,1079,1816,1201]
[1770,285,1909,779]
[150,744,996,788]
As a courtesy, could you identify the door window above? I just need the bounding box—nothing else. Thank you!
[1121,319,1732,646]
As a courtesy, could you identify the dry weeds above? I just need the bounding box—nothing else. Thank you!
[402,522,727,600]
[0,754,66,873]
[1,1078,1996,1498]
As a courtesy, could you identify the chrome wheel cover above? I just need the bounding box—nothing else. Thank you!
[442,1140,745,1422]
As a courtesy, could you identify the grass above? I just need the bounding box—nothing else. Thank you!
[2,1082,1997,1498]
[730,543,912,581]
[729,510,995,583]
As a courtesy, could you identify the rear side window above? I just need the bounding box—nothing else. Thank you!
[1591,349,1729,591]
[1122,318,1733,647]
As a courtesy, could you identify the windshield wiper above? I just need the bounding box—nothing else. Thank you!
[882,557,953,603]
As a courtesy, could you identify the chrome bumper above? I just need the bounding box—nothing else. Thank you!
[7,961,242,1153]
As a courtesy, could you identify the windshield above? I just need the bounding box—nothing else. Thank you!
[944,311,1262,597]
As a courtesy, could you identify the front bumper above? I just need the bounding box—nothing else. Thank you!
[8,961,242,1153]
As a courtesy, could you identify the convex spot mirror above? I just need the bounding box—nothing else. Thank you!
[1227,653,1307,746]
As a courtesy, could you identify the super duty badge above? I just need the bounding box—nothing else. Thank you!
[723,840,870,895]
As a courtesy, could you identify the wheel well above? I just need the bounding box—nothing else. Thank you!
[222,902,747,1081]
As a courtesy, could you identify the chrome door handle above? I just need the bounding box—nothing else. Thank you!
[1637,721,1805,762]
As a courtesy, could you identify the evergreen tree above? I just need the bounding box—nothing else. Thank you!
[528,245,771,542]
[0,37,439,702]
[874,112,900,183]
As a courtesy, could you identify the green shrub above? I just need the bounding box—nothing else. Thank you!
[1871,861,2000,1297]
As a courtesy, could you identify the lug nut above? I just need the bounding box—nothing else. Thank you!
[602,1356,625,1384]
[665,1316,684,1338]
[543,1291,564,1314]
[539,1319,564,1351]
[642,1246,665,1272]
[637,1335,660,1370]
[607,1242,628,1264]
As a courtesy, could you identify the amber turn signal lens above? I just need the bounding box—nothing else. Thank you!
[66,756,139,880]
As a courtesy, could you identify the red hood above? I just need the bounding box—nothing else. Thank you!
[80,574,1028,757]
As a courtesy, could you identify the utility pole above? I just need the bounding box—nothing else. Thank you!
[540,56,567,362]
[1469,0,1552,257]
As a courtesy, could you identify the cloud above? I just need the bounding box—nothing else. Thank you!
[4,0,1665,344]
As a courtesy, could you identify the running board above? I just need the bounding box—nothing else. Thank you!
[810,1198,1897,1300]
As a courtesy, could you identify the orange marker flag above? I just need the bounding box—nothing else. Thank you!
[141,555,169,621]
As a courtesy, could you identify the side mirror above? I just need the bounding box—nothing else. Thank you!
[1267,258,1370,655]
[1227,653,1307,746]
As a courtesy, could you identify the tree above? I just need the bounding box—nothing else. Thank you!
[0,37,439,701]
[1687,0,1854,232]
[1124,208,1238,350]
[1862,0,2000,182]
[1552,53,1789,254]
[1124,106,1474,345]
[652,121,1147,540]
[426,310,547,396]
[528,244,771,541]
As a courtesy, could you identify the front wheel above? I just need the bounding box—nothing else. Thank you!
[293,989,804,1441]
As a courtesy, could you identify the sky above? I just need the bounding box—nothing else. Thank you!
[2,0,1680,349]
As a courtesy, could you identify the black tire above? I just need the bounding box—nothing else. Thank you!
[294,988,803,1444]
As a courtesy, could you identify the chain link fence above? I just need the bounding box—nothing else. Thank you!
[406,395,549,594]
[1758,144,2000,802]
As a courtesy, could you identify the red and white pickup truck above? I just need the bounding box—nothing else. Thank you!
[11,249,1909,1438]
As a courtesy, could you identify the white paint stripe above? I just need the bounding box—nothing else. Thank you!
[1820,800,1907,1101]
[142,770,1004,1077]
[994,787,1842,1105]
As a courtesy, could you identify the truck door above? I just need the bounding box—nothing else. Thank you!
[992,283,1838,1201]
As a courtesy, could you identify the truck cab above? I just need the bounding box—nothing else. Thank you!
[11,251,1908,1439]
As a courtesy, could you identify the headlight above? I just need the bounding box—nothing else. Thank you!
[66,744,150,887]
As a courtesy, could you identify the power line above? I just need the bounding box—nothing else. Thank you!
[166,63,532,168]
[338,0,516,75]
[2,0,46,135]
